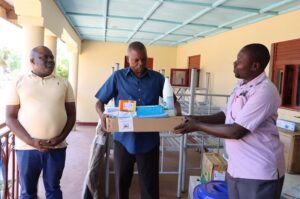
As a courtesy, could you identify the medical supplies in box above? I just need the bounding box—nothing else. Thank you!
[119,100,136,112]
[201,153,227,182]
[136,105,167,118]
[105,116,185,132]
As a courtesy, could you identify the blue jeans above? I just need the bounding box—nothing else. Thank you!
[16,148,66,199]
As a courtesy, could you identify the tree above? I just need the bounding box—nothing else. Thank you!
[0,47,21,73]
[56,56,69,79]
[55,42,69,79]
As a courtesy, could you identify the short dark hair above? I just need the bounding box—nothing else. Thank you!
[128,41,146,52]
[30,46,52,59]
[243,43,270,70]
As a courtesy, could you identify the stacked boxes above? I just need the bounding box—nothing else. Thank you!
[201,153,227,182]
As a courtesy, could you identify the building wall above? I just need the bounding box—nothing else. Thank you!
[176,9,300,123]
[77,41,177,122]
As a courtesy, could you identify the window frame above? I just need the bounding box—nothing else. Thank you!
[271,41,300,111]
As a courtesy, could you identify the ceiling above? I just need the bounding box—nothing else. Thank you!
[55,0,300,46]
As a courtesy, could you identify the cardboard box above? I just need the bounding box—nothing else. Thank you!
[201,153,227,182]
[106,116,185,132]
[279,128,300,174]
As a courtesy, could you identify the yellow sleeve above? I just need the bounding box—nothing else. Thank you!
[6,80,20,105]
[65,81,75,102]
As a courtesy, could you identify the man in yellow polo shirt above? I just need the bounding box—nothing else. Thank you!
[5,46,76,199]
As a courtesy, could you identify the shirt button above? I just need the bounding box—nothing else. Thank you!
[138,88,141,91]
[138,99,141,101]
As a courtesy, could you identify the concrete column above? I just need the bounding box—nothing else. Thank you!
[68,47,79,104]
[44,35,57,60]
[21,25,44,74]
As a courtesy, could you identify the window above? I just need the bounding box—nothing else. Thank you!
[271,39,300,110]
[170,68,200,87]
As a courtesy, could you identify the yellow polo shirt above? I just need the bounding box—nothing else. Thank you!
[6,72,75,150]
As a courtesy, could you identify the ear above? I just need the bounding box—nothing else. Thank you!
[30,58,35,65]
[251,62,261,72]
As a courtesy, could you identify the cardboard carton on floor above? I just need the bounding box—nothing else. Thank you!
[201,152,227,182]
[106,116,185,132]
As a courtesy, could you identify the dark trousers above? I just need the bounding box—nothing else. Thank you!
[113,141,159,199]
[226,173,284,199]
[16,148,66,199]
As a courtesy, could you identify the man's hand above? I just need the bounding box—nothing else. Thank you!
[175,115,249,139]
[174,116,201,134]
[28,138,51,152]
[100,113,109,132]
[40,135,64,148]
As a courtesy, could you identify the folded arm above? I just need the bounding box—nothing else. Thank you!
[6,105,50,151]
[46,102,76,146]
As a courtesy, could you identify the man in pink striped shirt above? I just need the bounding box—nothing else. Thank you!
[175,43,285,199]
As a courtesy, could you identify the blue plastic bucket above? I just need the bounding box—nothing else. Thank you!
[193,181,228,199]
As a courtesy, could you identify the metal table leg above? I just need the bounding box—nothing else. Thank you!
[181,134,187,192]
[177,135,184,198]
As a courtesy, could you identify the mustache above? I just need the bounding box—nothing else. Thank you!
[44,62,55,68]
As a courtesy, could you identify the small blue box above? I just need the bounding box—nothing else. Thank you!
[136,105,167,118]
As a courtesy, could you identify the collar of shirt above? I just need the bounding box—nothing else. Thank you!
[124,67,151,78]
[28,71,56,80]
[237,72,267,90]
[229,72,268,121]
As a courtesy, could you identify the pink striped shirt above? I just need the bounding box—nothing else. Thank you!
[223,72,285,180]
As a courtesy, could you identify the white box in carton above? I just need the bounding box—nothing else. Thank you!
[276,119,297,132]
[188,176,201,199]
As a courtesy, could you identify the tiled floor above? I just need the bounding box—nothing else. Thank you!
[282,174,300,199]
[37,126,300,199]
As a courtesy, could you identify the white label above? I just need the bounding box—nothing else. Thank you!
[118,117,134,132]
[95,134,106,145]
[213,171,226,181]
[124,102,134,110]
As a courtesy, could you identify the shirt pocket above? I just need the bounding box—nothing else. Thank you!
[231,95,247,120]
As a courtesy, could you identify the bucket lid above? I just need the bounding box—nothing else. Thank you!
[193,181,228,199]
